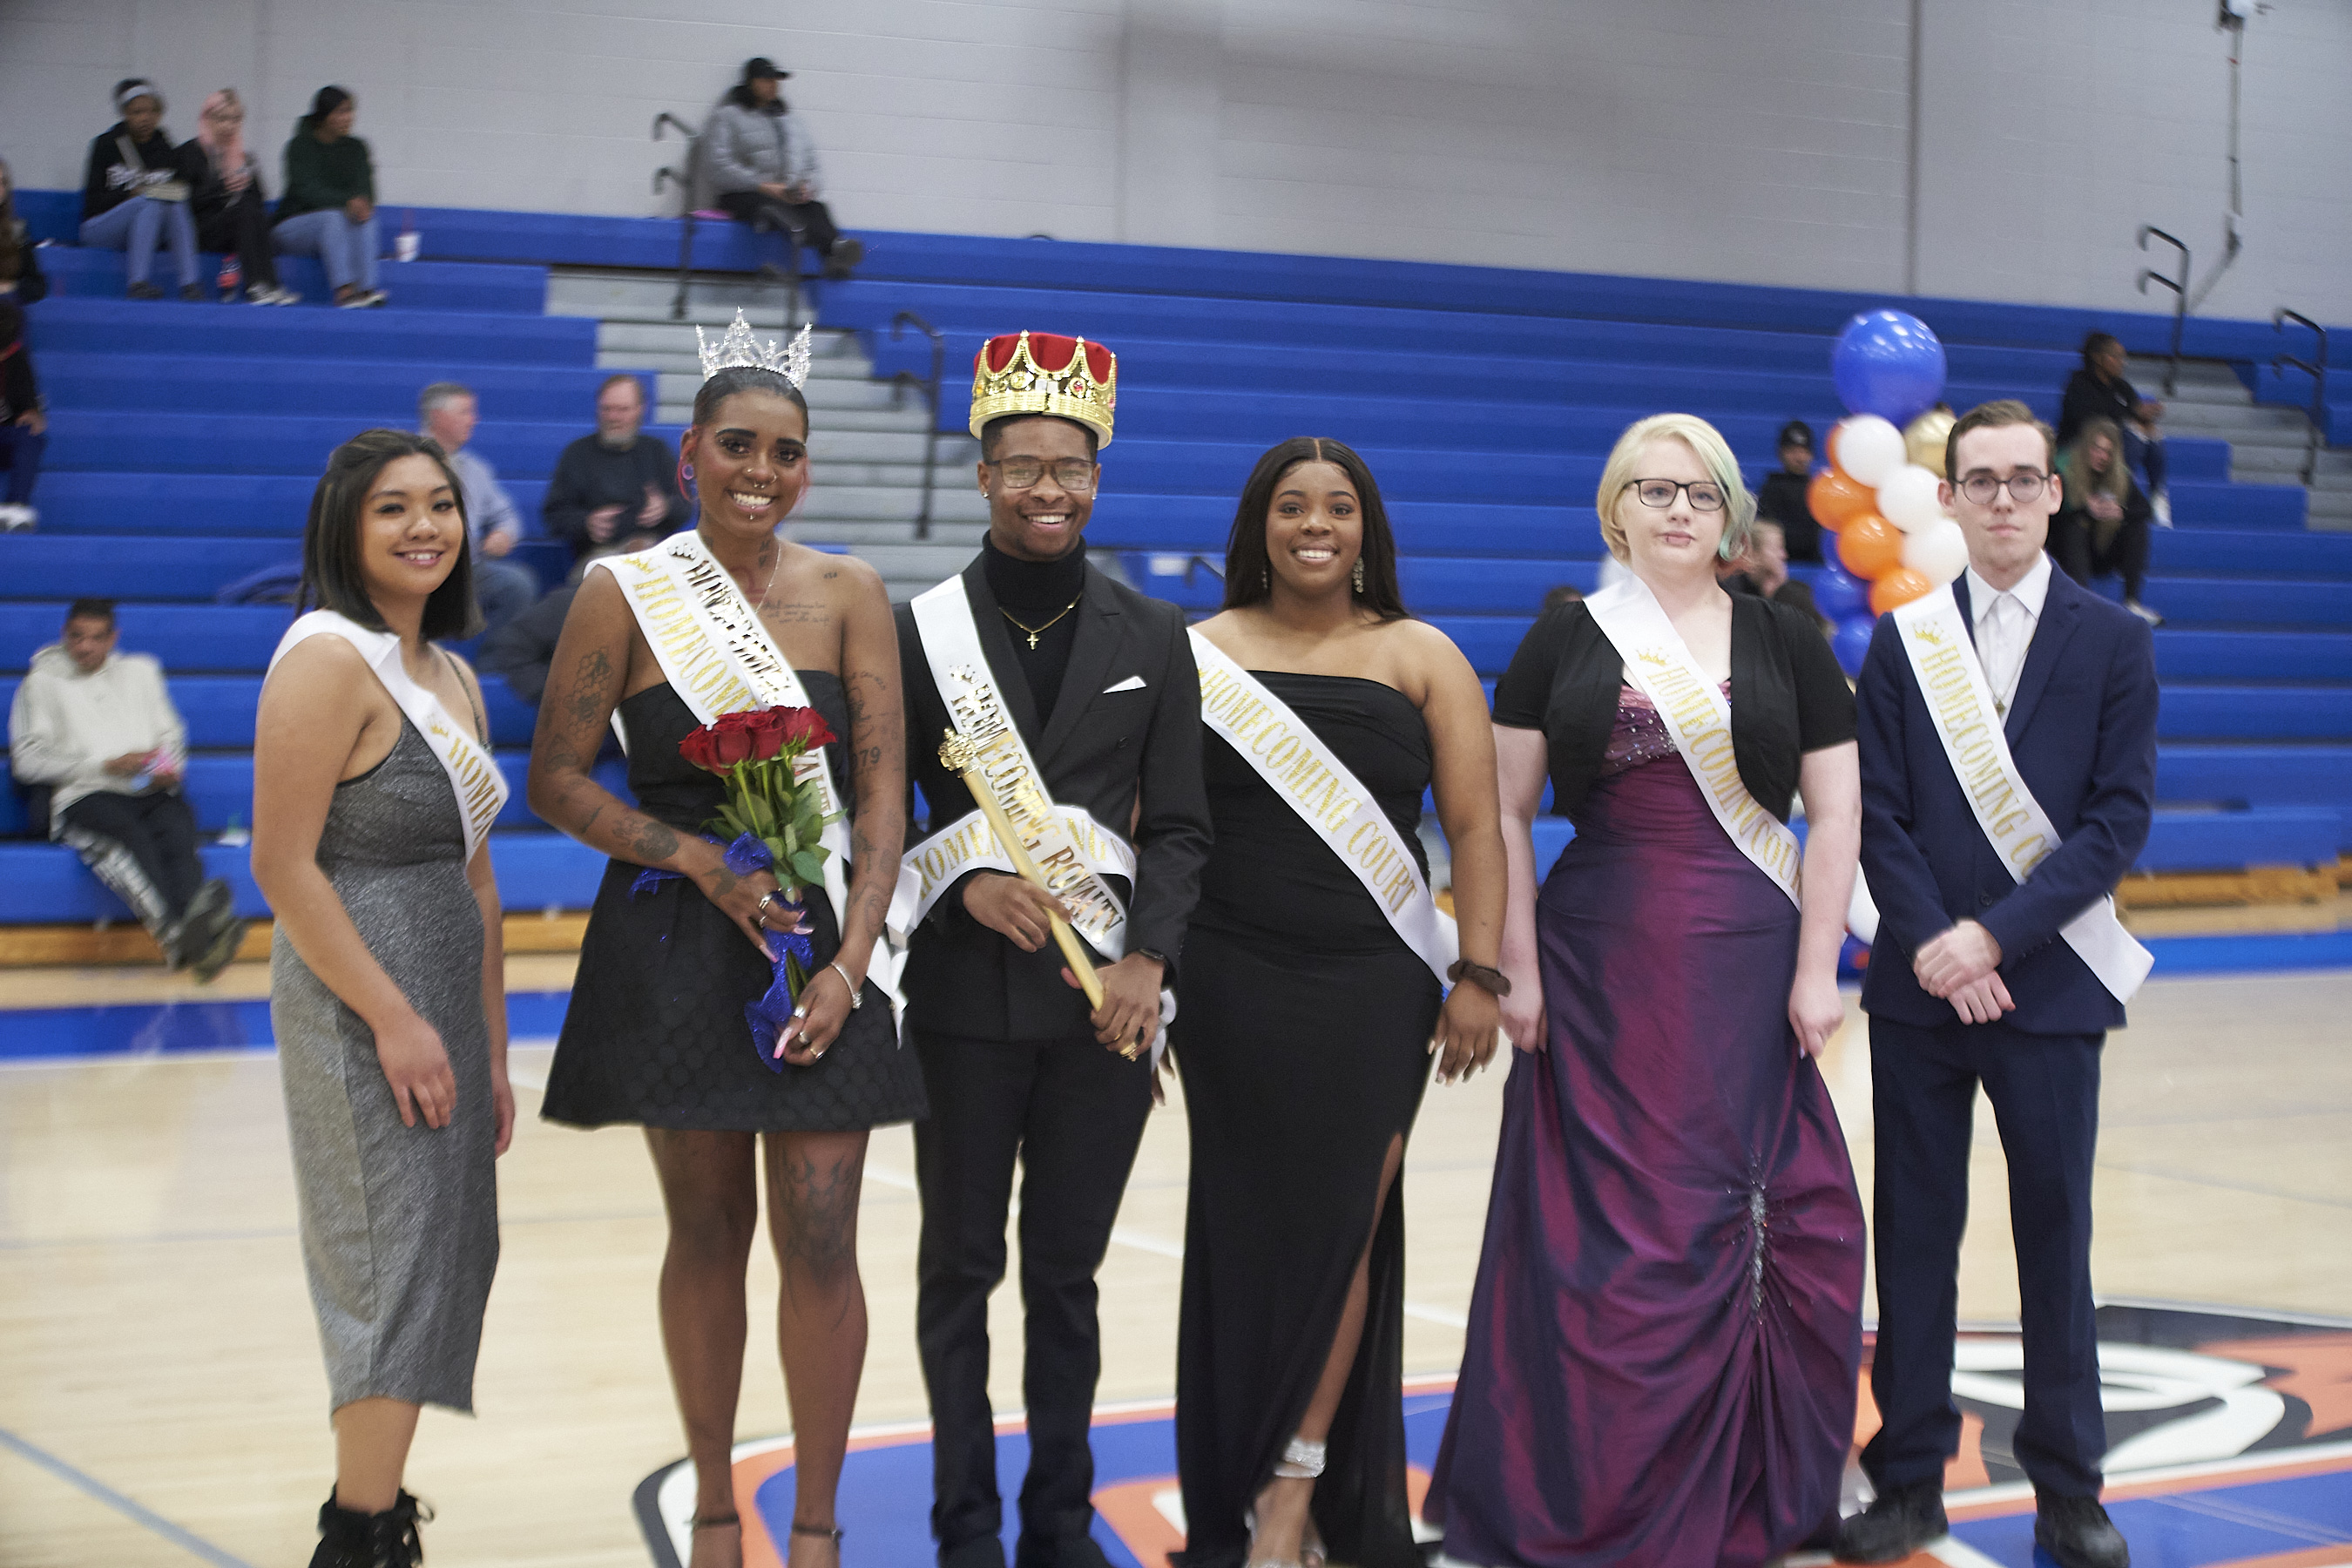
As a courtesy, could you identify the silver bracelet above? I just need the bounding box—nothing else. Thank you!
[830,961,863,1009]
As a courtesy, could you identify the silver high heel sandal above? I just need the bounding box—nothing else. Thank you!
[1246,1436,1329,1568]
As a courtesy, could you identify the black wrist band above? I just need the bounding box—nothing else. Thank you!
[1446,959,1512,998]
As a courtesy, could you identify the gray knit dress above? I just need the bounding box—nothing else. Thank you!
[272,717,499,1415]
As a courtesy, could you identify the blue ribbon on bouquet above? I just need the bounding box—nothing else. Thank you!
[629,832,814,1074]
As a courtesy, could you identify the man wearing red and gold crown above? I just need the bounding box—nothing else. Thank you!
[890,331,1211,1568]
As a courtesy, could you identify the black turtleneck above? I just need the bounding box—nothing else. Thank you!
[983,534,1088,722]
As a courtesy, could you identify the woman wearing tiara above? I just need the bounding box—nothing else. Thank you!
[1172,438,1505,1568]
[1428,415,1864,1568]
[530,313,925,1568]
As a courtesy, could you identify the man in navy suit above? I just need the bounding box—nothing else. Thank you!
[1839,400,2157,1568]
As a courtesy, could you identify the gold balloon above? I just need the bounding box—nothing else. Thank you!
[1904,409,1957,474]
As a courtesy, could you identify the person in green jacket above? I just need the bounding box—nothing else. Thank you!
[273,85,384,308]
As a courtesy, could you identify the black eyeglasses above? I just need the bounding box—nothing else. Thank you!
[1624,478,1726,513]
[1957,471,2051,505]
[986,458,1097,493]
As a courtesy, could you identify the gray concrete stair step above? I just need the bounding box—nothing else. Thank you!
[788,521,989,549]
[797,487,991,523]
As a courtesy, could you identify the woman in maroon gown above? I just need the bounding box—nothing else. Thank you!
[1429,414,1866,1566]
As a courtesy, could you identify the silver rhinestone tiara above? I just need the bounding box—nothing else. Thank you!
[695,309,812,389]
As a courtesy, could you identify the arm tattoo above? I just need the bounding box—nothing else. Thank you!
[565,648,614,728]
[627,817,680,863]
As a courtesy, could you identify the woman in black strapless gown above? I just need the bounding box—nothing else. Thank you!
[528,360,921,1568]
[1173,440,1507,1568]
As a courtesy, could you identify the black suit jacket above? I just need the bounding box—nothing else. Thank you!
[896,555,1212,1042]
[1856,566,2159,1035]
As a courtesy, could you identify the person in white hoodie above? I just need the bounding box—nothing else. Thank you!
[8,598,244,977]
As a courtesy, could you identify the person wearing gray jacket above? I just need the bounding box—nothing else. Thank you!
[8,599,245,977]
[697,57,864,279]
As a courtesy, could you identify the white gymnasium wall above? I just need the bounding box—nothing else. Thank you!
[3,0,2348,320]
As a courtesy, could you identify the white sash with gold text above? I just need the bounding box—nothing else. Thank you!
[1891,585,2153,1003]
[269,611,509,859]
[892,575,1132,957]
[1583,576,1803,905]
[1191,632,1458,985]
[590,531,854,935]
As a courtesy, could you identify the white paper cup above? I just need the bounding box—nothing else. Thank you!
[395,232,420,262]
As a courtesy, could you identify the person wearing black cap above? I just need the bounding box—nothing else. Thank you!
[700,57,865,280]
[78,79,203,301]
[1754,419,1826,563]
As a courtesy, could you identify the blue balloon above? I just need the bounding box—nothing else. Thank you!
[1831,612,1876,677]
[1813,562,1869,619]
[1833,309,1947,425]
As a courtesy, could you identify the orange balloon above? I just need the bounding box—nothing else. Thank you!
[1808,468,1873,532]
[1870,568,1933,615]
[1837,512,1903,578]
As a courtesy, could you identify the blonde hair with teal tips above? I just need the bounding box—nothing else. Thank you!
[1595,413,1756,564]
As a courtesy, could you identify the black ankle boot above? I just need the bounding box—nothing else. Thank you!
[308,1489,431,1567]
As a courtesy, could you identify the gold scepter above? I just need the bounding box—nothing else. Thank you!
[938,729,1105,1010]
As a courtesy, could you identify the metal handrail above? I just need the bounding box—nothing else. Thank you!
[654,113,701,321]
[2136,226,2191,397]
[2273,308,2328,487]
[889,311,947,538]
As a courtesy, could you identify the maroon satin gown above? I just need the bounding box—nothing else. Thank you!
[1429,686,1864,1567]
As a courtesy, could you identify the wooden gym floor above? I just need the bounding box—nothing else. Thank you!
[2,960,2348,1566]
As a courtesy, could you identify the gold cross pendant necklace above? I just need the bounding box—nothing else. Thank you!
[1001,594,1083,652]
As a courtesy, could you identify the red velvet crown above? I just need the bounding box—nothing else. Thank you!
[969,330,1117,447]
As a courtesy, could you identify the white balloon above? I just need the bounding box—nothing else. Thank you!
[1876,463,1947,532]
[1833,416,1907,488]
[1902,517,1970,585]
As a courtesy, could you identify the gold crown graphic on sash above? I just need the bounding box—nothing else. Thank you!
[968,331,1117,448]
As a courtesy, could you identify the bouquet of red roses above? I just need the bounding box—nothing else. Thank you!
[678,705,842,1063]
[680,705,841,893]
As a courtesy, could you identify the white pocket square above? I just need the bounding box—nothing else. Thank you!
[1102,674,1146,693]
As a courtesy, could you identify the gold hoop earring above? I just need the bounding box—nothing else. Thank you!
[1351,558,1366,593]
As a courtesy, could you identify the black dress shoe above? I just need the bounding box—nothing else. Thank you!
[942,1534,1008,1568]
[1834,1482,1947,1564]
[2036,1494,2129,1568]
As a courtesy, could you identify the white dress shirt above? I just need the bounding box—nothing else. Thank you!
[1965,552,2052,716]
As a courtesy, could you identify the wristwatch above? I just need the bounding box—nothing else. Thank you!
[1135,947,1172,970]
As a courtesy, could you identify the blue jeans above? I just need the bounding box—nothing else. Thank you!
[79,198,199,290]
[474,556,539,637]
[0,422,44,505]
[273,209,381,293]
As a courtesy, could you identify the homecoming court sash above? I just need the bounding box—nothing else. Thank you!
[1890,585,2153,1003]
[590,530,855,934]
[890,575,1135,957]
[1582,576,1804,905]
[1190,631,1459,986]
[269,610,509,859]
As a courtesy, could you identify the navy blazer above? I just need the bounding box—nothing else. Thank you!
[1855,566,2159,1035]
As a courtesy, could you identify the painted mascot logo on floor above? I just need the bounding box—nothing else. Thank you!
[635,1304,2352,1568]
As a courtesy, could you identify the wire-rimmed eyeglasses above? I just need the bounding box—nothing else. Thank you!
[986,457,1098,493]
[1957,471,2051,505]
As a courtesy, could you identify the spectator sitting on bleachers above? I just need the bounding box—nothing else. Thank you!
[700,57,866,280]
[542,375,687,563]
[2060,332,2167,524]
[273,85,384,309]
[419,382,539,635]
[1719,519,1828,632]
[7,598,246,979]
[478,532,658,704]
[79,79,202,302]
[1542,583,1585,614]
[2051,416,2161,627]
[1753,420,1824,562]
[1,158,49,532]
[183,89,299,306]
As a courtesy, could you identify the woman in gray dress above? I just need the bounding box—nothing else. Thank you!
[253,428,514,1568]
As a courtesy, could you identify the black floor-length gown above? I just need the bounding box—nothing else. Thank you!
[1172,673,1442,1568]
[543,675,927,1131]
